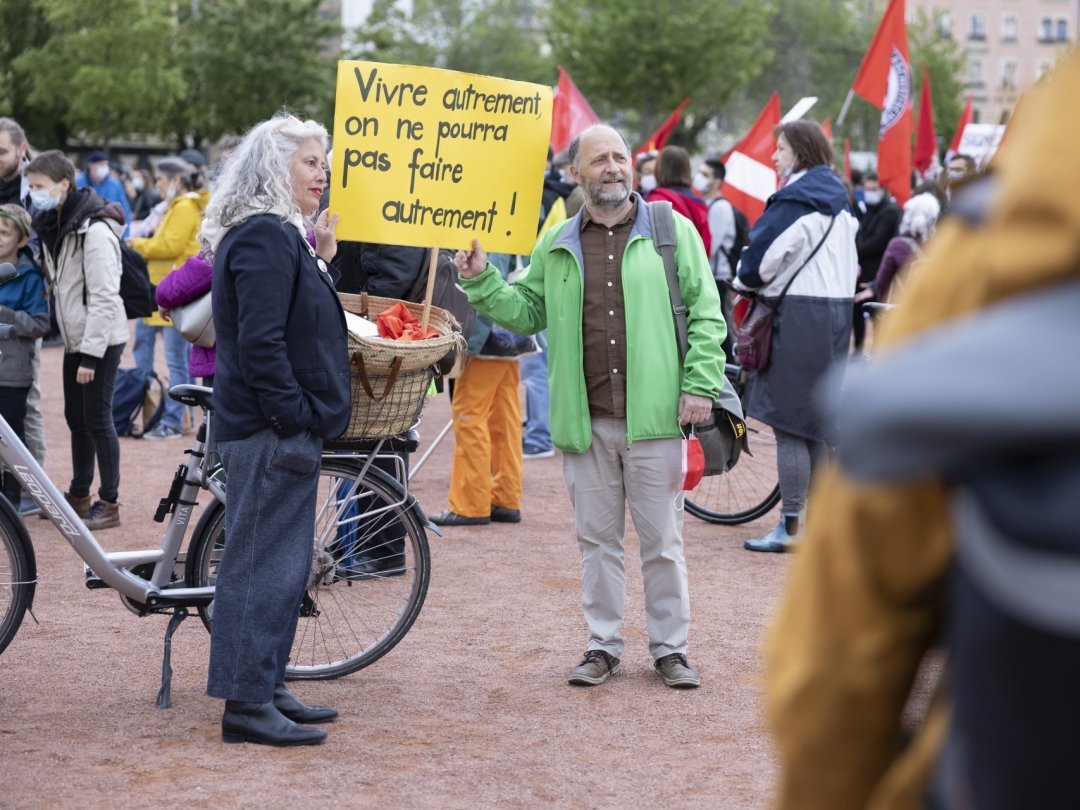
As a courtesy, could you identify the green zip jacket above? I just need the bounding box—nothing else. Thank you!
[461,196,726,452]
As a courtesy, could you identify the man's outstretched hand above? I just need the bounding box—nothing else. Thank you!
[454,239,488,279]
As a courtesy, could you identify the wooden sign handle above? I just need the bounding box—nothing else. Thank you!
[420,247,439,332]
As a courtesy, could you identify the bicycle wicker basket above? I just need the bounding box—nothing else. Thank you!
[337,292,463,440]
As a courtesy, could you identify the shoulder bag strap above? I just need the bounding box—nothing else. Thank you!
[648,200,690,363]
[773,214,836,310]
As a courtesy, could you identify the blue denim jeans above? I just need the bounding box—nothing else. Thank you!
[207,427,322,703]
[133,320,190,430]
[520,339,551,453]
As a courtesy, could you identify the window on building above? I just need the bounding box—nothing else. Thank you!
[937,11,953,39]
[1040,18,1053,41]
[1035,60,1052,80]
[1002,15,1018,42]
[968,58,984,86]
[969,12,986,40]
[1057,19,1069,41]
[1000,59,1018,90]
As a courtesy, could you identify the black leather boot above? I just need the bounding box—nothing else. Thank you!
[221,700,327,746]
[273,685,339,724]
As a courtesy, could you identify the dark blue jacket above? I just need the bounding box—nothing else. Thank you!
[212,215,350,440]
[0,250,50,387]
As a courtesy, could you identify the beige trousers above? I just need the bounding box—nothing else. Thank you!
[562,417,690,660]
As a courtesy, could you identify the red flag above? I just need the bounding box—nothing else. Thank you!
[948,93,974,156]
[721,92,781,225]
[851,0,913,204]
[550,66,600,154]
[913,64,937,174]
[635,98,691,156]
[821,117,833,140]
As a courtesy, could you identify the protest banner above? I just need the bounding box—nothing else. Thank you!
[955,123,1006,169]
[330,60,553,255]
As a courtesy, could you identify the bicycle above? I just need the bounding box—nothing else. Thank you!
[0,381,432,705]
[684,363,781,525]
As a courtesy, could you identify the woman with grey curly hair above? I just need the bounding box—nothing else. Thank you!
[855,191,941,305]
[202,114,351,747]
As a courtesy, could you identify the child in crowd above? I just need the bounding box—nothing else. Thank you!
[0,204,50,508]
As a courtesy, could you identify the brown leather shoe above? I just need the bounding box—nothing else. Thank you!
[654,653,700,688]
[84,500,120,531]
[64,491,92,518]
[568,649,621,686]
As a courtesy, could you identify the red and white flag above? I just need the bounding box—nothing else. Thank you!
[852,0,913,204]
[636,98,691,157]
[550,66,600,154]
[913,64,938,176]
[946,93,974,160]
[722,92,781,225]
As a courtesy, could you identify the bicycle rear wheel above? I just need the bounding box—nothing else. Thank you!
[685,413,780,525]
[186,458,431,679]
[0,510,33,656]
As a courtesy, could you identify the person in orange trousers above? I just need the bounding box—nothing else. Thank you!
[432,253,526,527]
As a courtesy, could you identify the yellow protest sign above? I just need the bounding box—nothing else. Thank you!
[330,60,553,254]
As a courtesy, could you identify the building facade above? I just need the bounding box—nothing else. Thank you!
[910,0,1077,124]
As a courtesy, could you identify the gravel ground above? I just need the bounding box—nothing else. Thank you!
[0,337,790,809]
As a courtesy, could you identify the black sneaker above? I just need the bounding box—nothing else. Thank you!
[568,649,621,686]
[490,506,521,523]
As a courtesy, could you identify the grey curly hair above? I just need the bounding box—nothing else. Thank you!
[200,113,328,251]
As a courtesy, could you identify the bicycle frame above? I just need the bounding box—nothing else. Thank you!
[0,410,221,610]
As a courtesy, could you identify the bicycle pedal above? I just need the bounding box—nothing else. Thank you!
[84,564,108,590]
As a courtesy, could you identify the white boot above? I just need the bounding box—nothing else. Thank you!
[743,513,802,553]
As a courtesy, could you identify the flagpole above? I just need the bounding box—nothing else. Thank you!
[836,89,855,128]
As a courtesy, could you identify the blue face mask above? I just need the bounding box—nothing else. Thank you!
[29,188,60,211]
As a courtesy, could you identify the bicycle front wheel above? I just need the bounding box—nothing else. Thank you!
[0,510,33,656]
[685,414,780,525]
[186,458,431,679]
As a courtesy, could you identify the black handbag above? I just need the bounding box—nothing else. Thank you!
[648,201,749,475]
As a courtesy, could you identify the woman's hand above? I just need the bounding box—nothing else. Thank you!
[315,210,339,264]
[854,283,875,304]
[76,367,95,385]
[158,307,172,323]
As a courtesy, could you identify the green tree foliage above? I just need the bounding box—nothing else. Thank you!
[0,0,66,148]
[174,0,341,145]
[545,0,772,143]
[909,7,966,150]
[350,0,555,87]
[13,0,186,148]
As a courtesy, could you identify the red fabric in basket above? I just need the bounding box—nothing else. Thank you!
[376,302,440,342]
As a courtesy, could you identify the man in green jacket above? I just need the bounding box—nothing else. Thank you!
[455,124,726,689]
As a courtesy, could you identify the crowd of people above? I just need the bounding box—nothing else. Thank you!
[0,68,1022,778]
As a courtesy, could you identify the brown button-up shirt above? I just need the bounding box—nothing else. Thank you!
[579,198,637,418]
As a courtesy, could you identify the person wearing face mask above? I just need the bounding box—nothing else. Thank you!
[129,157,210,439]
[635,149,658,196]
[26,150,129,531]
[644,145,711,252]
[126,168,160,223]
[852,171,901,352]
[734,120,859,553]
[78,150,132,238]
[942,152,977,201]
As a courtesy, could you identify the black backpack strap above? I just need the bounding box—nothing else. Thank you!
[648,200,689,362]
[773,214,836,308]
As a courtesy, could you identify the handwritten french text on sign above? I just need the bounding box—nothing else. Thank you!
[330,61,553,254]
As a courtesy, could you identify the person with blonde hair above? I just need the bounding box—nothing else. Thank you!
[202,114,350,747]
[130,157,209,438]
